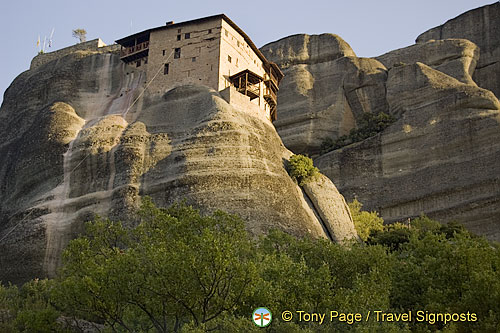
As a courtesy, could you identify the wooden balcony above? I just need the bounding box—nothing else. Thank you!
[229,69,263,101]
[120,41,149,63]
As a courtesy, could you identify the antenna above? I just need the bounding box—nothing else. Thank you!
[48,28,55,48]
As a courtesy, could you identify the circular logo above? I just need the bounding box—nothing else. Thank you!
[253,307,272,327]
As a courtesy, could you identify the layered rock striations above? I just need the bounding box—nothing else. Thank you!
[261,4,500,240]
[0,49,357,284]
[261,34,388,155]
[416,2,500,99]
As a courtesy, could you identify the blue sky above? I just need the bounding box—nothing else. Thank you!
[0,0,495,105]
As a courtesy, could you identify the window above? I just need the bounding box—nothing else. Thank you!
[136,60,141,67]
[208,29,212,34]
[177,34,181,41]
[144,58,148,64]
[225,29,228,37]
[192,57,196,62]
[174,48,181,59]
[227,55,231,63]
[185,33,190,39]
[237,41,240,47]
[162,49,166,56]
[177,28,181,33]
[164,63,169,75]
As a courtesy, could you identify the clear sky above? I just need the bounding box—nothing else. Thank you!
[0,0,496,105]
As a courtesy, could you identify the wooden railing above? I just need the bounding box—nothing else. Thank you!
[120,41,149,57]
[264,85,277,104]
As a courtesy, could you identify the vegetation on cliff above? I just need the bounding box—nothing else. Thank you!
[321,112,396,154]
[0,199,499,332]
[287,154,319,186]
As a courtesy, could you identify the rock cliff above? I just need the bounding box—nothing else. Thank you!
[0,49,357,284]
[261,3,500,240]
[416,2,500,99]
[261,34,387,155]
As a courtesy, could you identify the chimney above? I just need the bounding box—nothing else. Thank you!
[166,21,174,26]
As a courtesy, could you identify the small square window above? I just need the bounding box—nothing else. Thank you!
[208,29,212,34]
[177,35,181,41]
[227,55,231,63]
[174,48,181,59]
[237,41,240,47]
[225,30,228,37]
[185,33,190,39]
[192,57,196,62]
[164,63,169,75]
[162,50,166,56]
[177,28,181,33]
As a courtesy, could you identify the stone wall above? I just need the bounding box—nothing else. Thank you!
[30,38,118,70]
[147,19,222,96]
[220,86,271,122]
[219,20,270,115]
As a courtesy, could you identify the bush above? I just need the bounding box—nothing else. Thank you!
[288,154,319,186]
[53,198,258,332]
[2,200,498,332]
[348,199,384,241]
[321,112,396,154]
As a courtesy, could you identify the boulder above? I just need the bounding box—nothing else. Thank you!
[302,174,359,243]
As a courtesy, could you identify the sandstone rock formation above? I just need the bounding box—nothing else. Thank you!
[261,4,500,241]
[0,49,357,284]
[261,34,388,155]
[302,174,359,244]
[315,63,500,241]
[416,2,500,99]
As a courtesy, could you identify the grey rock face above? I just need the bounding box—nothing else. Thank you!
[376,39,479,85]
[261,4,500,241]
[416,2,500,99]
[0,50,357,284]
[316,61,500,241]
[261,35,388,155]
[302,174,359,244]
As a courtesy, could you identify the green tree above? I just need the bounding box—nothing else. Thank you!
[0,279,65,332]
[53,198,259,332]
[288,154,319,186]
[72,29,87,43]
[348,199,384,241]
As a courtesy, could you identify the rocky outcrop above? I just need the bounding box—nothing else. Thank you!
[0,49,357,284]
[261,35,388,155]
[302,174,359,243]
[261,5,500,241]
[376,38,479,85]
[316,61,500,241]
[416,2,500,99]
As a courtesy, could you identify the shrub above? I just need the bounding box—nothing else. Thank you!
[288,154,319,186]
[348,199,384,241]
